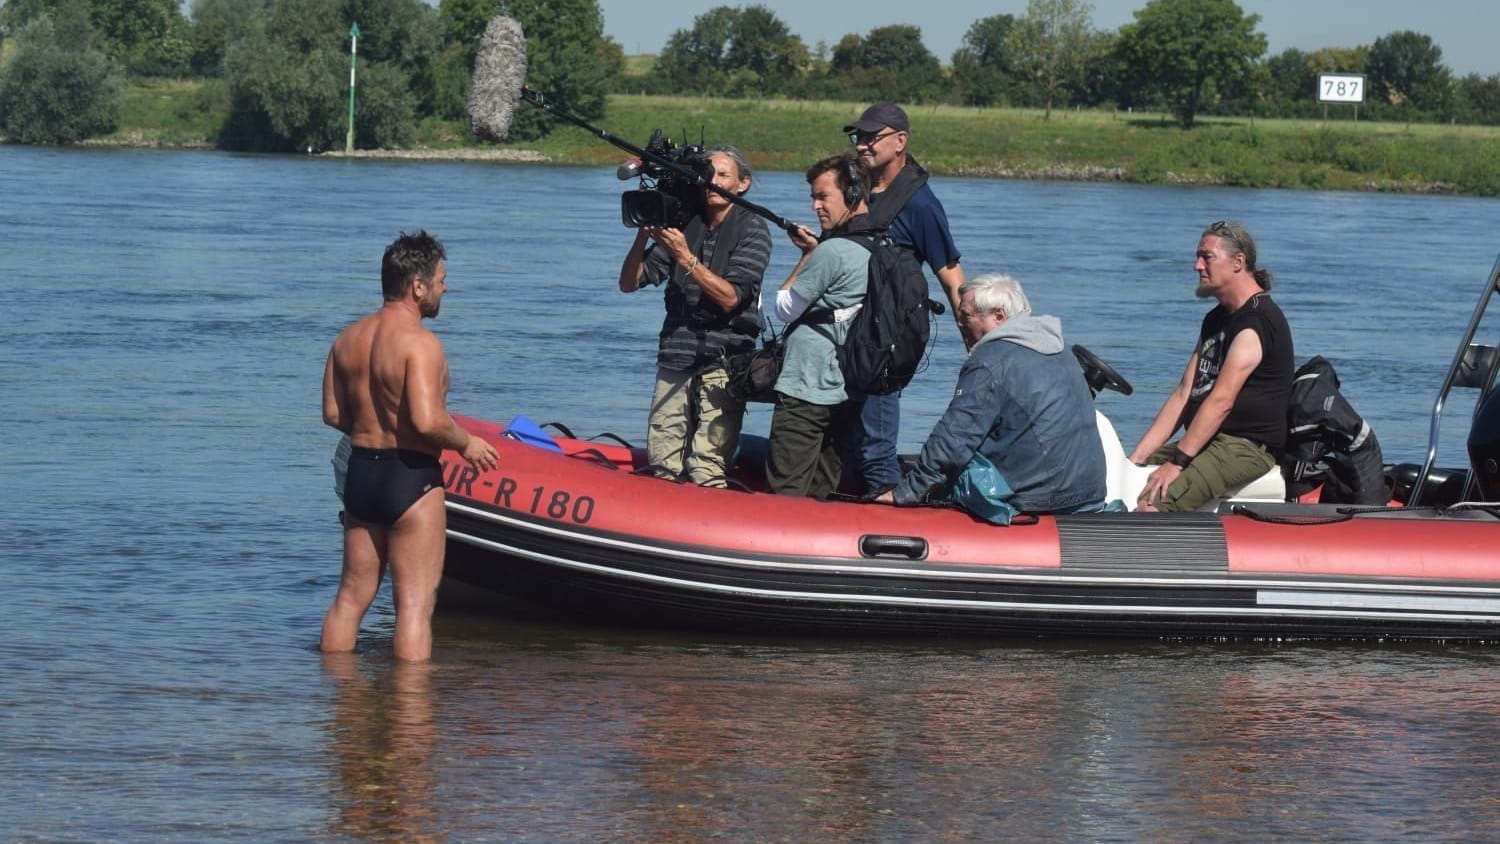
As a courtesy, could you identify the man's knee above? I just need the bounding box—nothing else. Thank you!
[1155,469,1216,512]
[1157,436,1275,511]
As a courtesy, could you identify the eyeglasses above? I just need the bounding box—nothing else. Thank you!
[1208,220,1232,235]
[959,308,1003,323]
[849,129,898,147]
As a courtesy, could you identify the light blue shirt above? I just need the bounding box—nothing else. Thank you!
[774,238,869,405]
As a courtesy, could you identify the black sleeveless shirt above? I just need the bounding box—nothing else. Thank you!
[1181,292,1294,451]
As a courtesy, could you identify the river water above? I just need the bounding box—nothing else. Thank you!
[5,144,1500,841]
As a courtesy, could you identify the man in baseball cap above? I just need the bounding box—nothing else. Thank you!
[839,102,967,497]
[843,102,911,135]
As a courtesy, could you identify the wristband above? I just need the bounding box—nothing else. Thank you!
[1168,447,1194,469]
[684,257,699,275]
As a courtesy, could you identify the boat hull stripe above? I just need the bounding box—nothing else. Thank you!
[1259,590,1500,614]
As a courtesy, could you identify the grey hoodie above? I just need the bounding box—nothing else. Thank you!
[973,313,1066,356]
[894,312,1106,512]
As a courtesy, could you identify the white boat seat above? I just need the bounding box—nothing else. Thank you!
[1095,411,1285,511]
[1221,466,1286,503]
[1095,411,1141,507]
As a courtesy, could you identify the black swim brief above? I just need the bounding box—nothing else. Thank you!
[342,447,445,526]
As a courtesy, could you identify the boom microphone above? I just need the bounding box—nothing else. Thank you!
[464,15,799,234]
[468,16,528,142]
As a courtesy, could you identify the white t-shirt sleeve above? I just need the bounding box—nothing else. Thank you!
[775,287,811,323]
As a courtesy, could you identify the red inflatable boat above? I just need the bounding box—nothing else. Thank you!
[434,260,1500,640]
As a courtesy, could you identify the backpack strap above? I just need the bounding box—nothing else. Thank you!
[865,158,930,231]
[799,231,879,343]
[825,229,881,253]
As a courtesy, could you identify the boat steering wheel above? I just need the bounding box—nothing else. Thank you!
[1072,344,1133,397]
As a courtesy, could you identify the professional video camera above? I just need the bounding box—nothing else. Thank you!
[503,80,797,236]
[618,130,710,229]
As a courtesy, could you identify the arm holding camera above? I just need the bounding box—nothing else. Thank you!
[773,225,819,322]
[646,225,742,313]
[616,224,746,314]
[788,224,819,252]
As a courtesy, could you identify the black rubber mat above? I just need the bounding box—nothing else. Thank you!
[1055,512,1229,575]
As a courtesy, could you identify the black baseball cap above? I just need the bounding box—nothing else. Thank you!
[843,102,910,134]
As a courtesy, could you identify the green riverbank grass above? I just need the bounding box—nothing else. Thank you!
[111,77,226,147]
[84,82,1500,197]
[538,96,1500,195]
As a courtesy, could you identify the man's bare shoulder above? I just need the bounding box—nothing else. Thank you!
[336,307,441,346]
[331,310,382,348]
[364,309,446,376]
[388,316,443,356]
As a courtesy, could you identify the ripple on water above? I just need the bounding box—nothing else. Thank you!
[7,145,1500,841]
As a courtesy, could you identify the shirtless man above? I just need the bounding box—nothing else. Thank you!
[321,231,498,661]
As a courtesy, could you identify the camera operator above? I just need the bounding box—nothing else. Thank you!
[618,145,772,487]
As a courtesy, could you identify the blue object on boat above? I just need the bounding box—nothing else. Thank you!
[946,453,1019,526]
[504,414,564,452]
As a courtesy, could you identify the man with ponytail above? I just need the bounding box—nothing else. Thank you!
[1130,220,1295,512]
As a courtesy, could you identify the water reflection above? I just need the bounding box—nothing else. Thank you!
[322,654,442,843]
[9,144,1500,841]
[616,655,895,841]
[310,631,1500,841]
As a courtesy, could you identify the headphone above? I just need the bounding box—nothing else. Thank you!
[837,155,868,209]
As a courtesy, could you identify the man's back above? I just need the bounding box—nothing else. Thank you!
[967,329,1106,511]
[328,306,447,454]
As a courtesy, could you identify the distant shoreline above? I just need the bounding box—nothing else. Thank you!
[56,139,1460,195]
[18,90,1493,197]
[319,148,551,163]
[61,137,551,163]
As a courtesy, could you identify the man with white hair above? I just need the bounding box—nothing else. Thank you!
[876,274,1106,516]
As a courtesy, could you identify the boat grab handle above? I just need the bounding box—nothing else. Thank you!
[860,534,929,561]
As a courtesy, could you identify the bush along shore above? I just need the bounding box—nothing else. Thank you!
[50,85,1500,198]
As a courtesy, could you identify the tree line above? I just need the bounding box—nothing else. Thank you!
[1,0,1496,148]
[647,0,1493,127]
[0,0,617,147]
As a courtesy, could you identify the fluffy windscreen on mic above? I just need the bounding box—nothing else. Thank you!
[468,16,528,142]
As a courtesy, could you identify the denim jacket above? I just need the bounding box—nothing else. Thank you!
[893,314,1107,513]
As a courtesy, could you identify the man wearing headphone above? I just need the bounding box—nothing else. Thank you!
[765,153,873,498]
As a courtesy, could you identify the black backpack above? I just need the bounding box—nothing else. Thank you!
[824,230,936,395]
[809,158,942,395]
